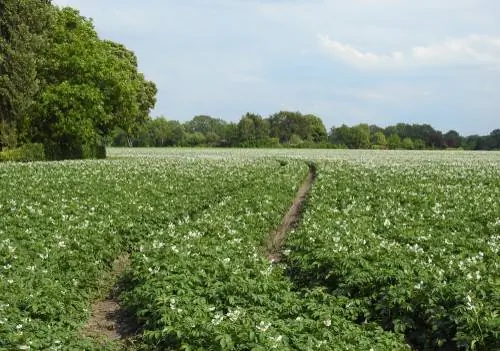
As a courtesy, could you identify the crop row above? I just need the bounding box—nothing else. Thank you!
[5,149,496,350]
[0,158,293,349]
[1,157,408,350]
[285,160,500,350]
[120,160,409,350]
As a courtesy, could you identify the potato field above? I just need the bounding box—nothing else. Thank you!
[0,149,499,350]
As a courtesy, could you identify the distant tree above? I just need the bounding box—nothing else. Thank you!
[237,116,254,145]
[268,111,327,144]
[268,111,299,143]
[329,125,354,147]
[329,124,349,147]
[372,131,387,149]
[354,124,371,149]
[219,122,238,147]
[149,117,171,146]
[444,130,462,148]
[477,136,491,150]
[386,123,409,139]
[384,123,441,148]
[121,118,186,147]
[183,132,205,146]
[387,134,401,150]
[302,114,328,143]
[184,115,227,146]
[329,124,370,149]
[369,124,384,136]
[427,131,445,149]
[328,126,338,144]
[108,111,500,151]
[237,113,269,147]
[488,129,500,149]
[166,120,186,146]
[413,138,426,150]
[463,135,481,150]
[289,133,304,146]
[401,137,414,150]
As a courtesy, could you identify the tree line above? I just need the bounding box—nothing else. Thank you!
[112,113,500,150]
[0,0,156,160]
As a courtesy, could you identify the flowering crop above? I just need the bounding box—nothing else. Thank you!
[120,157,408,350]
[285,156,500,350]
[0,157,305,349]
[2,148,498,350]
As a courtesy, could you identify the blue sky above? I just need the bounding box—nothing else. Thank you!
[52,0,500,135]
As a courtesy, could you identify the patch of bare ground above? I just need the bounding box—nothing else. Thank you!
[266,162,316,263]
[82,254,138,347]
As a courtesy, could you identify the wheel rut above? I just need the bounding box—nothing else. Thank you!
[266,162,316,263]
[81,254,137,347]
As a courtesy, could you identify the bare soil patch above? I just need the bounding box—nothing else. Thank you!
[82,254,138,344]
[266,163,316,262]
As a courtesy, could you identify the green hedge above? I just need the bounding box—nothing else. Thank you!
[0,143,46,162]
[0,142,106,162]
[43,142,106,160]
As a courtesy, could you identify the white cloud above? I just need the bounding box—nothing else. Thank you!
[318,35,404,68]
[319,34,500,69]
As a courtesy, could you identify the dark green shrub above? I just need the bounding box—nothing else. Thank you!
[0,143,46,162]
[83,143,106,159]
[43,141,106,160]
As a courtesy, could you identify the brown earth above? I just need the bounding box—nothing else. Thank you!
[82,254,137,345]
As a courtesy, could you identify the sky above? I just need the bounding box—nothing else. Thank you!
[52,0,500,135]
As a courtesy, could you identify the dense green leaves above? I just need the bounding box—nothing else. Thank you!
[112,115,498,150]
[31,7,156,157]
[116,155,407,350]
[0,3,156,159]
[1,156,286,348]
[0,150,416,350]
[285,155,500,350]
[1,148,499,349]
[0,0,53,147]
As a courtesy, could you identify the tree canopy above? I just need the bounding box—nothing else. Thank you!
[0,1,157,159]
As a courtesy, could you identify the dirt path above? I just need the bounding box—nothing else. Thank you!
[266,163,316,263]
[82,254,137,346]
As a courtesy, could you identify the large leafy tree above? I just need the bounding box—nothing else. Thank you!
[237,113,270,147]
[268,111,327,143]
[1,3,156,158]
[183,115,227,146]
[101,40,157,139]
[0,0,52,148]
[444,130,462,148]
[31,7,156,157]
[330,124,370,149]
